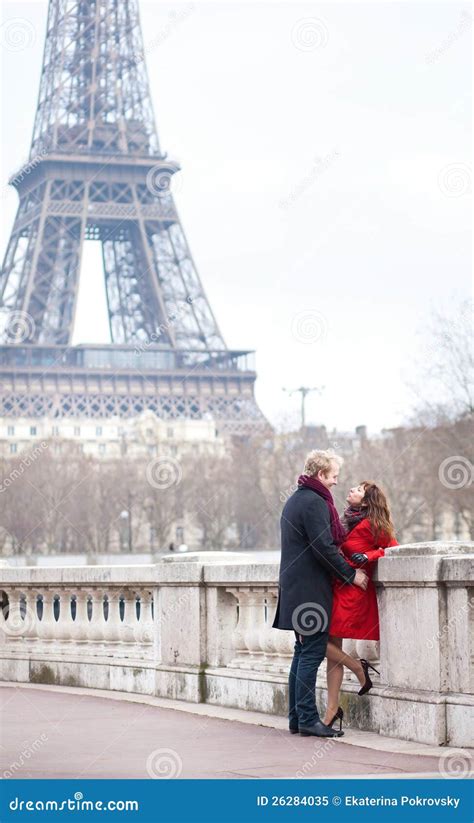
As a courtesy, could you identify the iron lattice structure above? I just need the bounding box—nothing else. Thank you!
[0,0,265,432]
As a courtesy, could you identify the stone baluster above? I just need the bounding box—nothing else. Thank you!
[1,588,15,643]
[243,590,266,665]
[265,589,294,671]
[1,588,26,644]
[225,588,250,668]
[37,590,56,644]
[256,589,277,671]
[226,588,244,662]
[118,591,139,648]
[269,586,294,673]
[272,624,294,670]
[71,589,91,644]
[55,589,74,644]
[87,589,106,649]
[136,589,154,648]
[102,590,123,648]
[0,588,7,645]
[24,589,40,642]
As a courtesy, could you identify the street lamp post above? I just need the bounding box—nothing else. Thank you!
[282,386,324,430]
[119,509,132,553]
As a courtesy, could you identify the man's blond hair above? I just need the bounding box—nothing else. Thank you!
[303,449,343,478]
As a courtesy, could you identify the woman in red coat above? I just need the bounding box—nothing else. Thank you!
[323,481,397,731]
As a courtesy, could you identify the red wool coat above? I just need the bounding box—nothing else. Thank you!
[329,519,397,641]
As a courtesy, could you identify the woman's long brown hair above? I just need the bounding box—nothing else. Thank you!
[359,481,396,541]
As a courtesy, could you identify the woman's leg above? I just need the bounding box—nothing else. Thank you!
[323,636,366,724]
[326,637,365,682]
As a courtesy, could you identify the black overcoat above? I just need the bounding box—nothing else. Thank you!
[272,487,356,632]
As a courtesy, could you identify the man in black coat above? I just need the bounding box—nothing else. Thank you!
[272,450,368,737]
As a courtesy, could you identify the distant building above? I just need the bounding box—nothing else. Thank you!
[302,424,369,456]
[0,411,225,461]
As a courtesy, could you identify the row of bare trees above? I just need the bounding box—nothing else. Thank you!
[0,410,471,555]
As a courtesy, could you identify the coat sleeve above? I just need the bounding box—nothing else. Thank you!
[363,547,385,562]
[302,496,356,585]
[364,534,398,562]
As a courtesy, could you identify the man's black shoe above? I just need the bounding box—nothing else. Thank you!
[299,721,344,738]
[289,725,299,734]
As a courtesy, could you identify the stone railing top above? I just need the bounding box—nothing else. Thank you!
[161,551,250,563]
[385,541,474,556]
[0,561,280,587]
[0,564,162,586]
[376,542,474,584]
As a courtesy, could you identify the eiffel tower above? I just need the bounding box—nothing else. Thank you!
[0,0,264,434]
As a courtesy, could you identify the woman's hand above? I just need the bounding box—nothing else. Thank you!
[352,552,368,565]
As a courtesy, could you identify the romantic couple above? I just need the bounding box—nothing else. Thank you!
[272,449,397,738]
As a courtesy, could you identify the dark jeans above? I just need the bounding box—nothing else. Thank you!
[288,630,329,728]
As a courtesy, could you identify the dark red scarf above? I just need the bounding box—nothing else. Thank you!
[297,474,346,546]
[343,504,367,533]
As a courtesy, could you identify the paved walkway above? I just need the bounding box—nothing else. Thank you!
[0,685,452,779]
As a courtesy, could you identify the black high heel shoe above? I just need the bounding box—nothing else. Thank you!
[358,658,380,696]
[327,706,344,732]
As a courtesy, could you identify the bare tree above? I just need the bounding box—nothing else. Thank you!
[408,299,473,540]
[413,299,473,422]
[187,453,236,549]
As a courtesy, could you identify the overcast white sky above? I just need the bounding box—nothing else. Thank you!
[1,1,471,433]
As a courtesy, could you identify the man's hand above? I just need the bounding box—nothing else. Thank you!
[352,552,368,565]
[353,568,368,590]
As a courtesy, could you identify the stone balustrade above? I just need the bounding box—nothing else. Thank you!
[0,543,472,747]
[1,586,154,656]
